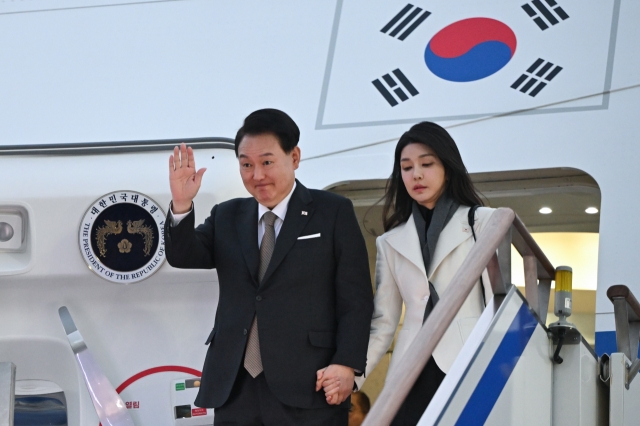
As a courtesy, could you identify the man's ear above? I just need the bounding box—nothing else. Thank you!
[291,146,301,170]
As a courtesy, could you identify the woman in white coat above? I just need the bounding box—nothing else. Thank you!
[323,122,494,425]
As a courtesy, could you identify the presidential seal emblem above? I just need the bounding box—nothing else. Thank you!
[79,191,166,283]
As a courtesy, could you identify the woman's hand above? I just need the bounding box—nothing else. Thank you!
[316,365,354,405]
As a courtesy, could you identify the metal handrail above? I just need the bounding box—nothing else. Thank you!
[511,215,555,324]
[0,137,234,156]
[607,284,640,384]
[608,285,640,320]
[362,208,556,426]
[512,215,555,278]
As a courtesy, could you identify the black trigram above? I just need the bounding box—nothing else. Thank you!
[522,0,569,31]
[511,59,562,97]
[381,4,431,41]
[372,69,419,106]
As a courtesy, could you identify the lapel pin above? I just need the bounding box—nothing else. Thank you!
[301,211,308,215]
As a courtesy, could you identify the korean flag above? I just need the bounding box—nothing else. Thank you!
[317,0,620,129]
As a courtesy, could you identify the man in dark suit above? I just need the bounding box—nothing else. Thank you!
[165,109,373,425]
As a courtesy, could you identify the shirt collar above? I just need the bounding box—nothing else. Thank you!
[258,181,297,222]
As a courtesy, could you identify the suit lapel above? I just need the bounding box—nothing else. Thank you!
[385,215,427,277]
[235,198,260,286]
[259,182,314,287]
[428,206,472,277]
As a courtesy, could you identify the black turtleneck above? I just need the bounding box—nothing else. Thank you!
[416,203,434,236]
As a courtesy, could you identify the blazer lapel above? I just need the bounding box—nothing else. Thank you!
[428,206,472,277]
[235,198,260,286]
[385,215,427,277]
[259,182,314,287]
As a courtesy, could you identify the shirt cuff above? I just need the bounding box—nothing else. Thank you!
[170,203,192,226]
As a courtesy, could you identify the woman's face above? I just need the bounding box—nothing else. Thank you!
[400,142,446,209]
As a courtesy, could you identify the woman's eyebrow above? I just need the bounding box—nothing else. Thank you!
[401,153,434,161]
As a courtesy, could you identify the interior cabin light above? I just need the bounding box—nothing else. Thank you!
[539,207,552,214]
[585,207,599,214]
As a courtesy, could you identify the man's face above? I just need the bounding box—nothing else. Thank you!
[238,133,300,209]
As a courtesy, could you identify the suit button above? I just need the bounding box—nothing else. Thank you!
[243,329,247,335]
[256,295,262,301]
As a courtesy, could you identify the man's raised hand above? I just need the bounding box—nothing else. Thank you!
[169,143,207,214]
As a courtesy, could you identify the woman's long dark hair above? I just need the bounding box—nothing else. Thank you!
[382,121,483,232]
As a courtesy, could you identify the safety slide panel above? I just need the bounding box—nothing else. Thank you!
[420,287,553,426]
[609,353,640,426]
[552,341,605,425]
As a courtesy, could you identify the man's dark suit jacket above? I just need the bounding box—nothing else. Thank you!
[165,181,373,410]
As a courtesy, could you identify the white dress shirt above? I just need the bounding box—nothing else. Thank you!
[170,182,297,248]
[257,182,296,247]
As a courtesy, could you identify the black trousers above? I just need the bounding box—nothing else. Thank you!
[391,356,446,426]
[214,367,349,426]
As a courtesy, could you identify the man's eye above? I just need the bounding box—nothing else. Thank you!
[242,163,251,168]
[264,161,273,166]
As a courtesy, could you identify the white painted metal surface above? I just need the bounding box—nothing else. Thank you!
[608,353,640,426]
[0,363,15,426]
[59,306,135,426]
[0,0,639,422]
[419,287,611,425]
[0,0,636,352]
[0,147,247,425]
[552,343,607,425]
[420,289,553,425]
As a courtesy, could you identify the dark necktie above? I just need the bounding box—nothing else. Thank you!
[244,211,278,378]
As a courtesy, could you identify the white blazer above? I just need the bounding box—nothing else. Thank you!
[356,205,495,390]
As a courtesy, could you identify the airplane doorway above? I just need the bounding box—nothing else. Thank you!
[326,167,601,404]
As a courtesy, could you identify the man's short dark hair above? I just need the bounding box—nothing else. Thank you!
[234,108,300,156]
[353,391,371,414]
